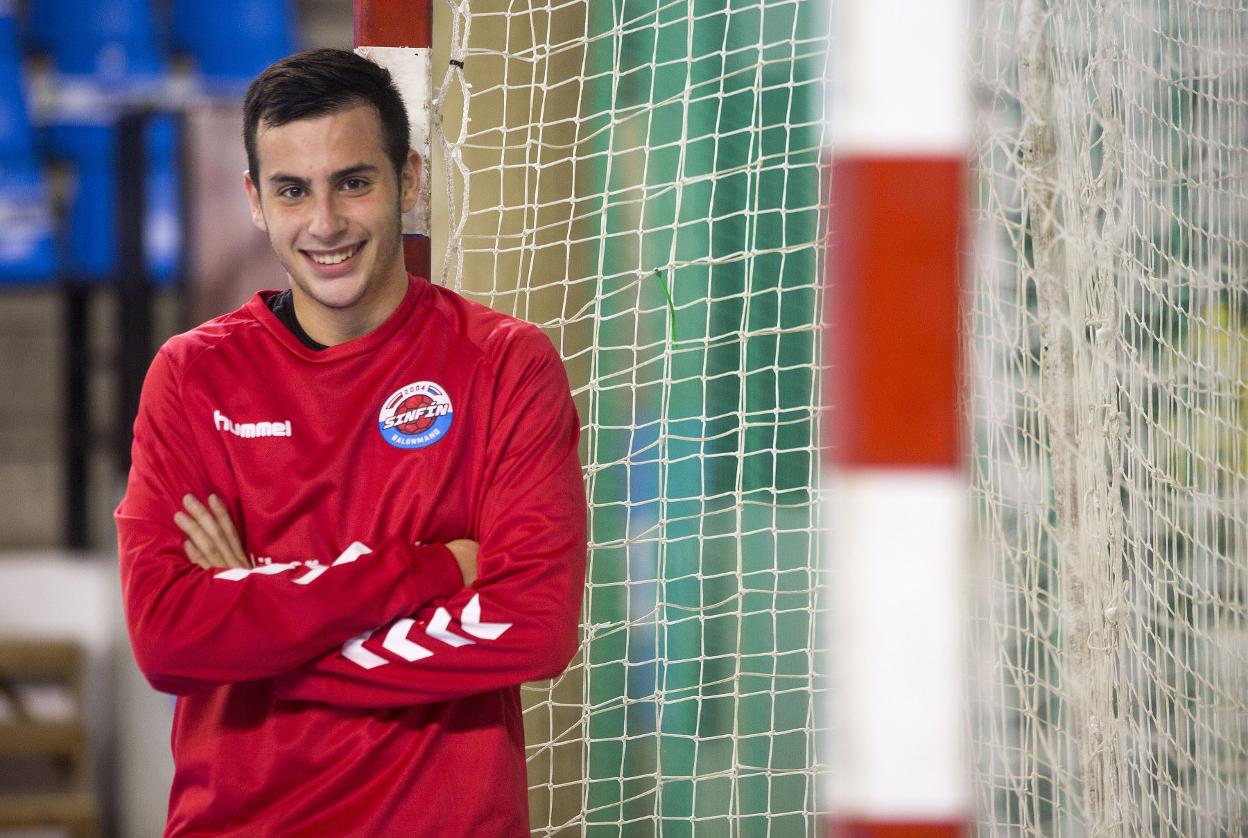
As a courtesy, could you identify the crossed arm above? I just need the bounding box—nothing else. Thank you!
[173,492,481,585]
[166,479,584,708]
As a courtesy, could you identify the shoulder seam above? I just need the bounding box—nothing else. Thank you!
[165,313,267,397]
[426,291,550,382]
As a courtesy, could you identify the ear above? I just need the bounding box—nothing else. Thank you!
[399,149,421,214]
[243,170,268,232]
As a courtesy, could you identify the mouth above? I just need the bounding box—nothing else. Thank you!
[302,242,364,275]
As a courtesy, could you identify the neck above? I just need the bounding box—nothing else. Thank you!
[291,268,409,346]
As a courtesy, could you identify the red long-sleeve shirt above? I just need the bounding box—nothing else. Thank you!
[117,276,587,837]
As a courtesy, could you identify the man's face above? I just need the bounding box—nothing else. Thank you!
[244,103,418,340]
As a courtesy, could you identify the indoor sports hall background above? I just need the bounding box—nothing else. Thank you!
[0,0,1246,836]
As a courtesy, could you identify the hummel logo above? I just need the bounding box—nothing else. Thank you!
[214,409,292,439]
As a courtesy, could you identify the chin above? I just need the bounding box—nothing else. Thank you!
[308,281,370,311]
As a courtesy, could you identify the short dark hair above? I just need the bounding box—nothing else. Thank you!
[243,48,411,186]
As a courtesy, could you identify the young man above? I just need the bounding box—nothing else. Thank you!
[116,49,587,836]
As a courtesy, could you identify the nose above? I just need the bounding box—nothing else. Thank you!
[308,192,347,241]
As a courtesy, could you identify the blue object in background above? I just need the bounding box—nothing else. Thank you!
[0,167,57,284]
[0,4,39,171]
[45,116,181,285]
[28,0,166,90]
[45,121,116,281]
[172,0,297,93]
[143,114,181,285]
[0,1,56,283]
[22,0,181,284]
[21,0,56,53]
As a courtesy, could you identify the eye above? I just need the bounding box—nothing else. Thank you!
[342,177,369,192]
[277,185,305,200]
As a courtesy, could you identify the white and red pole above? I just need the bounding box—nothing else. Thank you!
[824,0,970,835]
[353,0,432,278]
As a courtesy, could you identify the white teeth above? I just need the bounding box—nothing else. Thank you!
[309,244,360,265]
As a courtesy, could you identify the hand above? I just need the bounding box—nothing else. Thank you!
[173,494,251,570]
[445,539,479,586]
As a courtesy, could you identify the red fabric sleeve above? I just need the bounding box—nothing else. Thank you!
[117,347,464,695]
[271,329,587,708]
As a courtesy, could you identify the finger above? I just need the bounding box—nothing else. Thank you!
[185,543,210,570]
[182,495,236,564]
[173,504,234,569]
[184,540,217,571]
[196,495,248,570]
[174,509,227,568]
[208,495,248,568]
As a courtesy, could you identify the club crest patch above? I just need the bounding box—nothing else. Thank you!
[377,381,454,449]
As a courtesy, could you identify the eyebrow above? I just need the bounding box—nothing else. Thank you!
[266,164,380,188]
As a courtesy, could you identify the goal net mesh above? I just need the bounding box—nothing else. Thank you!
[430,0,830,834]
[432,0,1248,833]
[971,1,1248,835]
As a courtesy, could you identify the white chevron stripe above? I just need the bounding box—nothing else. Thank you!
[459,594,512,640]
[213,542,372,583]
[293,564,329,585]
[426,607,475,647]
[341,631,388,669]
[341,595,512,670]
[214,562,299,581]
[331,542,373,565]
[382,618,433,661]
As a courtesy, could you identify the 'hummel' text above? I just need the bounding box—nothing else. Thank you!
[214,409,292,438]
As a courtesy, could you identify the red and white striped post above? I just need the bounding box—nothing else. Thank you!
[353,0,432,278]
[824,0,970,835]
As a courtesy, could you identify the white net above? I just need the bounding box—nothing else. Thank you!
[429,0,1248,832]
[972,1,1248,835]
[430,0,831,834]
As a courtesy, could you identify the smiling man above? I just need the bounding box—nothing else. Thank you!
[116,49,587,836]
